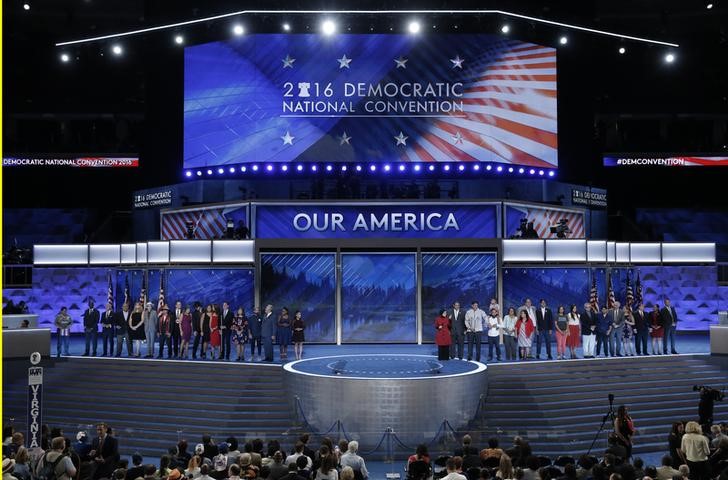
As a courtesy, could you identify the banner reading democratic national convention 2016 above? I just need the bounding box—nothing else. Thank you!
[253,203,499,239]
[184,34,558,169]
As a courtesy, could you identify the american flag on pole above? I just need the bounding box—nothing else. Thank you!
[625,271,634,312]
[607,272,616,309]
[158,271,166,312]
[107,273,114,308]
[589,275,599,310]
[123,275,130,306]
[138,274,147,305]
[635,272,643,307]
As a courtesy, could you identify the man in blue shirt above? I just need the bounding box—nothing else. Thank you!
[596,306,612,357]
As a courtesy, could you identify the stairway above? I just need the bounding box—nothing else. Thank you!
[477,354,728,457]
[2,357,293,458]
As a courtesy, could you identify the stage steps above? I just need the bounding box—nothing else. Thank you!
[2,357,293,459]
[475,354,728,458]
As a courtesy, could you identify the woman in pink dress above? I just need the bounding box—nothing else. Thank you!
[179,306,192,359]
[210,305,221,359]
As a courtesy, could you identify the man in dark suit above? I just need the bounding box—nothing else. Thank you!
[260,304,276,362]
[191,302,202,359]
[633,303,650,355]
[100,302,116,357]
[170,300,183,358]
[535,299,553,360]
[660,298,679,354]
[220,301,234,360]
[83,300,100,356]
[115,302,132,357]
[448,301,466,360]
[596,306,612,357]
[89,423,119,480]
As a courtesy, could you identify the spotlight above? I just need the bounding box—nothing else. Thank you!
[266,165,273,172]
[296,164,304,172]
[355,165,362,172]
[538,170,545,176]
[281,165,289,172]
[282,23,291,32]
[496,166,503,172]
[473,164,481,171]
[665,53,675,63]
[706,1,714,8]
[196,171,202,176]
[486,165,492,171]
[518,167,525,174]
[408,21,421,34]
[458,164,465,171]
[185,171,192,177]
[229,167,235,173]
[341,165,347,171]
[508,167,514,173]
[399,164,406,172]
[311,165,318,172]
[326,165,333,172]
[369,165,376,171]
[428,165,435,171]
[60,53,70,63]
[207,169,213,175]
[559,36,568,45]
[414,164,421,172]
[529,169,536,175]
[23,3,30,10]
[252,164,259,171]
[384,164,391,172]
[322,19,336,36]
[111,44,123,56]
[217,168,224,174]
[443,164,451,171]
[618,47,626,54]
[548,171,555,177]
[232,24,245,36]
[241,166,247,172]
[501,24,510,34]
[174,35,184,45]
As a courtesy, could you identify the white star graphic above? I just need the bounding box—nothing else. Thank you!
[452,131,464,144]
[339,132,352,146]
[337,54,352,69]
[450,55,465,69]
[394,131,408,146]
[394,56,408,69]
[281,131,295,145]
[282,54,296,68]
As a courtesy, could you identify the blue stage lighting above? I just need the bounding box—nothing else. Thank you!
[196,170,202,176]
[538,170,544,176]
[518,167,525,174]
[266,165,273,172]
[326,165,333,172]
[241,166,247,172]
[341,165,348,171]
[369,165,377,171]
[207,169,213,175]
[458,164,465,171]
[297,164,304,171]
[414,164,421,172]
[443,164,451,171]
[428,165,435,171]
[355,165,362,172]
[473,164,481,171]
[529,168,535,175]
[229,167,236,173]
[185,171,192,177]
[311,165,318,171]
[399,165,406,172]
[548,171,555,177]
[496,166,503,172]
[384,164,391,172]
[486,165,492,171]
[217,168,224,174]
[252,165,259,171]
[281,164,289,172]
[508,167,514,173]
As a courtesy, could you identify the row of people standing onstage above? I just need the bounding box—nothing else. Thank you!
[433,297,680,362]
[55,300,306,362]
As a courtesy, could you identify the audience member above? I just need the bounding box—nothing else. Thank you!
[338,441,367,480]
[680,422,710,480]
[656,456,680,480]
[440,458,467,480]
[34,437,77,480]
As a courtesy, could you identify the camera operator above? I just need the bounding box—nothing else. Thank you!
[694,385,725,429]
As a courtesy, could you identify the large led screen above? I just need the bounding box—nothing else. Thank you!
[184,34,557,168]
[260,253,336,343]
[341,253,416,343]
[421,253,497,342]
[503,268,589,315]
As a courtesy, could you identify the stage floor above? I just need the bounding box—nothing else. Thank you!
[53,332,711,363]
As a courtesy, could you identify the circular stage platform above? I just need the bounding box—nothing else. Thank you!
[284,354,487,449]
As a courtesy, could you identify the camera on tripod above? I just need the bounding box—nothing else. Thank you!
[549,218,571,239]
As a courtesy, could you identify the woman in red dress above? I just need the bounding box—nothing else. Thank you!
[210,304,221,359]
[435,309,451,360]
[650,303,664,354]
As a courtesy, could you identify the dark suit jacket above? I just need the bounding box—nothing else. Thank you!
[447,309,466,335]
[101,310,115,329]
[221,309,234,329]
[192,309,202,333]
[660,306,678,327]
[535,307,553,331]
[170,308,183,336]
[115,310,129,334]
[91,435,119,476]
[581,309,597,334]
[633,309,649,331]
[83,308,100,330]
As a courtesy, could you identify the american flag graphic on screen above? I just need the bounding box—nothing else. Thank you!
[505,205,585,239]
[184,34,557,168]
[123,275,130,306]
[607,273,616,309]
[158,270,165,312]
[625,271,634,311]
[589,276,599,310]
[635,272,643,306]
[161,205,248,240]
[138,274,147,305]
[107,273,114,308]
